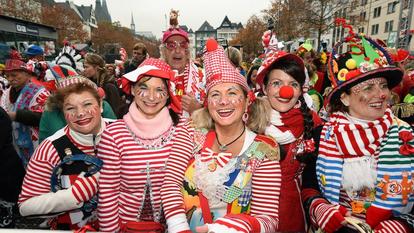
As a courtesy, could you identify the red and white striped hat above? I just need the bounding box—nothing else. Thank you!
[203,39,250,93]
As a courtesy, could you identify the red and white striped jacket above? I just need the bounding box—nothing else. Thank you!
[97,118,194,232]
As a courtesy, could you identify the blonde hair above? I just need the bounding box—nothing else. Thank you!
[191,96,270,134]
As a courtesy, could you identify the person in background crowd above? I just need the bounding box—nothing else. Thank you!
[0,106,25,229]
[83,53,123,118]
[123,42,147,73]
[39,65,116,142]
[180,38,281,233]
[246,64,260,91]
[225,46,246,77]
[0,59,50,168]
[18,76,109,231]
[255,33,322,232]
[97,58,193,232]
[0,64,9,98]
[160,9,205,117]
[302,27,414,233]
[24,45,45,62]
[105,63,116,80]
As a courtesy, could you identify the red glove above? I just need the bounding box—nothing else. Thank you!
[374,220,410,233]
[310,198,349,233]
[366,206,392,229]
[70,172,99,204]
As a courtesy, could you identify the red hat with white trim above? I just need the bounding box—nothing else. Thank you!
[121,57,180,113]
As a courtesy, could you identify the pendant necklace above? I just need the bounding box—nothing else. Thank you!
[216,126,246,152]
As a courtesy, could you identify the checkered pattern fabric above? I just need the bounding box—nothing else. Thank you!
[57,75,97,89]
[203,39,250,92]
[238,184,252,207]
[4,59,29,72]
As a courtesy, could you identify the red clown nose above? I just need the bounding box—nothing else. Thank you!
[279,85,294,99]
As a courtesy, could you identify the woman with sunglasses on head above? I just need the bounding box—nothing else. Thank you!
[177,39,281,233]
[97,58,194,232]
[18,76,109,230]
[255,31,323,232]
[302,28,414,232]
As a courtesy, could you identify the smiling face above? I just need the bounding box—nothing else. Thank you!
[132,77,169,119]
[264,69,302,113]
[163,35,189,73]
[340,77,390,121]
[63,91,102,135]
[207,83,248,128]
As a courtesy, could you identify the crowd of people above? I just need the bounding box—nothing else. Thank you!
[0,12,413,233]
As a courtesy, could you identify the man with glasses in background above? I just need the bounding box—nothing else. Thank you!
[161,22,205,117]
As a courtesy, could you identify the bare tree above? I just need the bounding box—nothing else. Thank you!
[41,4,88,45]
[230,15,267,60]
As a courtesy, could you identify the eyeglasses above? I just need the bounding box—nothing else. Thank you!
[164,41,189,50]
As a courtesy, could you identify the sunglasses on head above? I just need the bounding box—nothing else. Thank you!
[164,41,189,50]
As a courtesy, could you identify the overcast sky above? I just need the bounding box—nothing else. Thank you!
[57,0,273,39]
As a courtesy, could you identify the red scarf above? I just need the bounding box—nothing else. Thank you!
[279,108,322,138]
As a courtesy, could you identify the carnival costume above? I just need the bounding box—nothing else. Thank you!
[97,58,194,232]
[18,120,107,230]
[0,59,50,168]
[304,19,414,233]
[180,39,282,233]
[162,12,206,117]
[256,30,323,232]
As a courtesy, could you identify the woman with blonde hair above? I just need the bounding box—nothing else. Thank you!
[176,39,282,233]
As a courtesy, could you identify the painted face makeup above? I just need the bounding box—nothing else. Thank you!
[63,91,102,135]
[342,77,390,121]
[207,83,247,128]
[132,77,169,119]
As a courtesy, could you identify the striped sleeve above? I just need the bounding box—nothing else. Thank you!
[249,158,281,232]
[97,127,122,232]
[161,120,194,231]
[18,139,60,204]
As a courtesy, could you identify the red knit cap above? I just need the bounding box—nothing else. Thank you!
[203,38,249,93]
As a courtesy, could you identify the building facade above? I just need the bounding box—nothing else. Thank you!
[216,16,243,43]
[195,21,216,54]
[0,14,57,55]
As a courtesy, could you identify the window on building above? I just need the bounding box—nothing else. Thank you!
[387,2,397,14]
[384,20,393,33]
[373,7,381,18]
[371,24,379,35]
[358,27,365,33]
[360,0,367,6]
[360,11,366,21]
